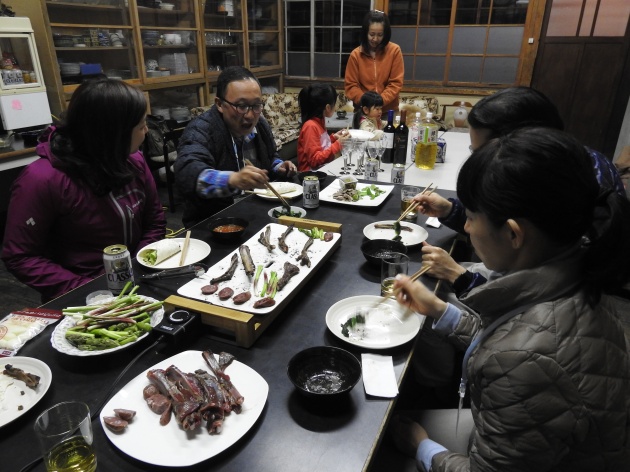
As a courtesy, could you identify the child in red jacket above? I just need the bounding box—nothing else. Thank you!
[297,84,349,171]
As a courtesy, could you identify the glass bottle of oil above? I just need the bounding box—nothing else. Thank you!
[415,112,438,170]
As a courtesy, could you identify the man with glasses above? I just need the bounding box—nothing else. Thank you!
[176,66,296,226]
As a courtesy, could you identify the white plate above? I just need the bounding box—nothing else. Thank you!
[348,129,374,140]
[326,295,423,349]
[253,182,303,200]
[0,357,52,428]
[319,182,394,207]
[136,238,211,270]
[178,223,341,314]
[100,350,269,467]
[363,220,429,246]
[50,296,164,356]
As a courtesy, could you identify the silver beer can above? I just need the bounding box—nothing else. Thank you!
[103,244,135,294]
[302,175,320,208]
[391,163,405,184]
[364,158,378,181]
[436,138,447,163]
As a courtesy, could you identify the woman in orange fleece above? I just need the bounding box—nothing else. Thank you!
[345,10,404,116]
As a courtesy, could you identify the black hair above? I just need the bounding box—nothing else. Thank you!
[216,65,260,100]
[457,127,630,303]
[51,78,147,196]
[360,10,391,54]
[298,83,337,125]
[353,91,384,128]
[468,87,564,138]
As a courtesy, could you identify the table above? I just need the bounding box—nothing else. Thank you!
[321,130,471,191]
[2,184,459,472]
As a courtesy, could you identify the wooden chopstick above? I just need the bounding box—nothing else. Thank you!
[375,264,432,307]
[178,230,191,267]
[397,183,437,223]
[244,159,292,210]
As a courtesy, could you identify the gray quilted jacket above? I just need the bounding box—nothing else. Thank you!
[431,247,630,472]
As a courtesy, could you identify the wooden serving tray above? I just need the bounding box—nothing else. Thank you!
[169,219,342,347]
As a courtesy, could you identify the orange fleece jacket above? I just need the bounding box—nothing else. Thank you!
[344,42,404,114]
[297,116,341,172]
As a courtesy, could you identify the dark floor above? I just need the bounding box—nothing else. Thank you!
[0,183,185,314]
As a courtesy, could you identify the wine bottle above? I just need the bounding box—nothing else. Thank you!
[381,110,395,164]
[393,110,409,166]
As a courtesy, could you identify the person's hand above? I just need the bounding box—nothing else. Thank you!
[389,415,430,458]
[228,166,269,190]
[276,160,297,177]
[412,192,452,219]
[335,129,350,142]
[393,274,447,320]
[421,242,467,284]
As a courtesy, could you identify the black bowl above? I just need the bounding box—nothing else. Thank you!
[207,217,248,242]
[287,346,361,399]
[297,171,328,184]
[361,239,408,267]
[19,129,45,147]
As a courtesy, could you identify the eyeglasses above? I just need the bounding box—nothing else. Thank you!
[219,97,263,115]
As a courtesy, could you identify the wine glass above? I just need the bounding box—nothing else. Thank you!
[340,142,351,174]
[375,136,386,172]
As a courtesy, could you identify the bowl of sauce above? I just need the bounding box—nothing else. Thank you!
[208,217,248,242]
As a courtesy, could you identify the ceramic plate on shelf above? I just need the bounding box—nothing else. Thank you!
[319,182,394,207]
[136,238,211,270]
[363,221,429,246]
[252,182,303,200]
[326,295,423,349]
[0,357,52,428]
[100,350,269,467]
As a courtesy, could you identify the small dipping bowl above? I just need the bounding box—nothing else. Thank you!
[361,239,408,267]
[208,217,248,242]
[287,346,361,400]
[339,175,358,190]
[268,206,306,223]
[336,110,347,119]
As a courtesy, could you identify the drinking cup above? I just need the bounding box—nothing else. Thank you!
[401,185,421,220]
[381,253,409,296]
[34,401,97,472]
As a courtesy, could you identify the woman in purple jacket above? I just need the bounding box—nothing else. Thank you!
[1,79,165,302]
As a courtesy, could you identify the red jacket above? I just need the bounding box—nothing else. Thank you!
[297,117,342,171]
[344,42,404,114]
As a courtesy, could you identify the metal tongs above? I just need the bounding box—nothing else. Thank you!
[140,263,207,280]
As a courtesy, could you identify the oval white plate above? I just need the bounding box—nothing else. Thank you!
[326,295,423,349]
[363,220,429,246]
[348,129,374,140]
[51,296,164,356]
[0,357,52,428]
[100,350,269,467]
[136,238,210,270]
[253,182,303,200]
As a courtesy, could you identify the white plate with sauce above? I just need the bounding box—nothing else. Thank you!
[0,357,52,428]
[326,295,423,349]
[363,220,429,246]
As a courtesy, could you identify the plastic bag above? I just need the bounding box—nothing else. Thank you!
[0,309,62,357]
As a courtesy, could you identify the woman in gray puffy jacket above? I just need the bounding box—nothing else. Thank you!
[391,127,630,471]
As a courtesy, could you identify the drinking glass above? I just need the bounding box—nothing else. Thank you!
[381,253,409,296]
[34,401,97,472]
[401,185,421,220]
[375,136,386,172]
[340,143,351,174]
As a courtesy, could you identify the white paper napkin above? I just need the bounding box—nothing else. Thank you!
[426,217,441,228]
[361,353,398,398]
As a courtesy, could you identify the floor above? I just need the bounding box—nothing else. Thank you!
[0,182,185,315]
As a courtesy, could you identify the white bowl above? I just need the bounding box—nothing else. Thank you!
[160,3,175,10]
[268,206,306,222]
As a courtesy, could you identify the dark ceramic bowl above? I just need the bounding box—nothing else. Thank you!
[207,217,248,242]
[287,346,361,399]
[297,171,328,184]
[361,239,408,267]
[336,110,347,119]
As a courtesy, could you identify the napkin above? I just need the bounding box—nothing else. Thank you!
[361,353,398,398]
[425,217,441,228]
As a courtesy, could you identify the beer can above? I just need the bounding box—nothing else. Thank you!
[436,138,447,163]
[364,158,378,181]
[103,244,135,294]
[391,164,405,184]
[302,175,320,208]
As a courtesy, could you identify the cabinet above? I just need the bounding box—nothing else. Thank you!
[13,0,283,118]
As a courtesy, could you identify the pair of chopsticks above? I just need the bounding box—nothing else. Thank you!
[396,182,437,223]
[244,159,292,211]
[374,264,432,307]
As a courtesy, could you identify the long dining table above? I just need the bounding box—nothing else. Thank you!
[2,179,461,472]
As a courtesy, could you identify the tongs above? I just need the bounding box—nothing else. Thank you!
[244,159,292,212]
[140,263,207,280]
[396,183,437,223]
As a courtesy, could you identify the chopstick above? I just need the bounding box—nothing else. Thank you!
[396,183,437,223]
[374,264,432,307]
[244,159,292,210]
[178,230,191,267]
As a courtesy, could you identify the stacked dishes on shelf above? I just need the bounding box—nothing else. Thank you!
[59,62,81,77]
[141,30,161,46]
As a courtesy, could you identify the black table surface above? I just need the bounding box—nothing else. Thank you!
[2,178,459,472]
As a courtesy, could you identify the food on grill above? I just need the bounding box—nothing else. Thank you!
[209,254,238,284]
[218,287,234,300]
[232,292,252,305]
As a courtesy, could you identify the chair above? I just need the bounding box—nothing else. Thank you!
[440,101,473,128]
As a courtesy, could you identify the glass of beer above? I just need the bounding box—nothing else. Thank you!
[381,253,409,296]
[401,185,421,220]
[34,401,97,472]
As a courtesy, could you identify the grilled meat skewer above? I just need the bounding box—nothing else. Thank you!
[296,237,314,268]
[210,254,238,284]
[238,245,255,277]
[278,224,294,253]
